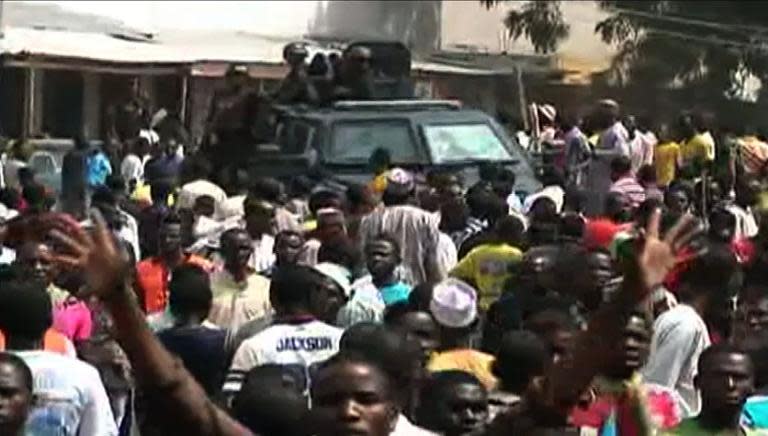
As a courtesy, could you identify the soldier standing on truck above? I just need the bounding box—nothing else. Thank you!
[332,46,376,101]
[275,43,319,105]
[205,65,259,179]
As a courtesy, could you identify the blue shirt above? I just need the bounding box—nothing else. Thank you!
[86,152,112,188]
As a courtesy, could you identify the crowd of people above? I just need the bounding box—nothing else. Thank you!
[3,89,768,436]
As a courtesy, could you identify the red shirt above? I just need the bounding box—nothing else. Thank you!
[136,254,213,314]
[584,218,631,250]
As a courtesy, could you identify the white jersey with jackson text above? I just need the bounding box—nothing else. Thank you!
[224,319,342,394]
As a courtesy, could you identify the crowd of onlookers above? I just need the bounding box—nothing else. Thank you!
[2,96,768,436]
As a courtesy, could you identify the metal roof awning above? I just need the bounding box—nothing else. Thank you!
[0,26,510,78]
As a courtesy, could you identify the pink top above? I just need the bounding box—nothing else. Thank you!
[53,298,93,341]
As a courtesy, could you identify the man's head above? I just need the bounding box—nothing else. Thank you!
[696,344,754,420]
[271,264,346,322]
[220,228,254,274]
[283,42,309,68]
[0,278,52,349]
[384,302,440,364]
[440,198,469,234]
[344,46,373,75]
[680,245,741,336]
[492,330,548,395]
[311,353,398,436]
[243,197,276,238]
[382,168,415,206]
[665,183,692,215]
[636,164,657,188]
[158,213,183,258]
[429,279,479,348]
[312,263,350,323]
[417,370,489,436]
[317,238,360,274]
[739,270,768,334]
[494,215,524,246]
[274,230,304,266]
[168,264,212,325]
[316,208,347,243]
[234,364,308,436]
[609,156,633,182]
[708,208,736,244]
[735,176,761,209]
[365,234,400,282]
[340,323,425,407]
[0,353,33,436]
[308,189,345,216]
[13,241,53,286]
[524,308,578,365]
[603,312,651,380]
[269,265,315,316]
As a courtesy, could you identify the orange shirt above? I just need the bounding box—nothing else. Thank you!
[136,254,213,314]
[0,328,73,356]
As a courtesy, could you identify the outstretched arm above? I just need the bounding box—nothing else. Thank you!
[531,211,698,417]
[49,212,253,436]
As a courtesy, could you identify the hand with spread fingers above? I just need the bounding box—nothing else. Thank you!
[47,210,130,300]
[628,210,700,300]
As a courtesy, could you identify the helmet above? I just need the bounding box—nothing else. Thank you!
[283,42,309,62]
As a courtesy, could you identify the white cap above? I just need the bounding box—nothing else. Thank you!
[314,262,352,297]
[429,278,478,328]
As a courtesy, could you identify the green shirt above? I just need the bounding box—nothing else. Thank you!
[664,418,760,435]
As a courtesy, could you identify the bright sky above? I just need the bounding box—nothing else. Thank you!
[32,1,321,36]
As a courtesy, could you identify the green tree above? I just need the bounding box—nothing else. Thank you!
[483,0,768,101]
[482,0,569,54]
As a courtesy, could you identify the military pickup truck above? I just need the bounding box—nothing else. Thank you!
[249,99,541,199]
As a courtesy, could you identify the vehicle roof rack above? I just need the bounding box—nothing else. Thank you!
[331,99,462,111]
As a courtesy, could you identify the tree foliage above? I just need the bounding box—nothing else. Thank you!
[482,0,768,101]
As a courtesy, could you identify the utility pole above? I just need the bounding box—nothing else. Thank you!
[0,0,5,39]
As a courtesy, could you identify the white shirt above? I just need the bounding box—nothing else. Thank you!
[116,208,140,261]
[393,414,438,436]
[0,246,15,265]
[523,185,565,214]
[219,194,247,220]
[436,232,458,280]
[176,179,228,216]
[726,204,759,239]
[642,304,710,416]
[15,350,118,436]
[226,319,342,393]
[120,154,144,184]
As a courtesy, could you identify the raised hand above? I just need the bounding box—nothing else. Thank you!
[46,210,130,300]
[631,210,699,298]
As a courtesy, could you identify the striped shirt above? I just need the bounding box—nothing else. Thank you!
[609,176,646,208]
[739,136,768,176]
[359,205,440,285]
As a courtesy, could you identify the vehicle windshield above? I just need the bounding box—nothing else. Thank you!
[423,123,514,164]
[328,120,419,164]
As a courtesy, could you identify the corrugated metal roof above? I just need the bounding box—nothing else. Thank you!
[0,26,502,76]
[0,26,287,64]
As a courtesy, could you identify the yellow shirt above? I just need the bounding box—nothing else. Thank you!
[680,132,715,164]
[450,243,523,311]
[654,141,681,187]
[368,171,389,195]
[428,349,497,390]
[131,181,175,206]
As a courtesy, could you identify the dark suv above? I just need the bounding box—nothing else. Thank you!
[249,100,541,198]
